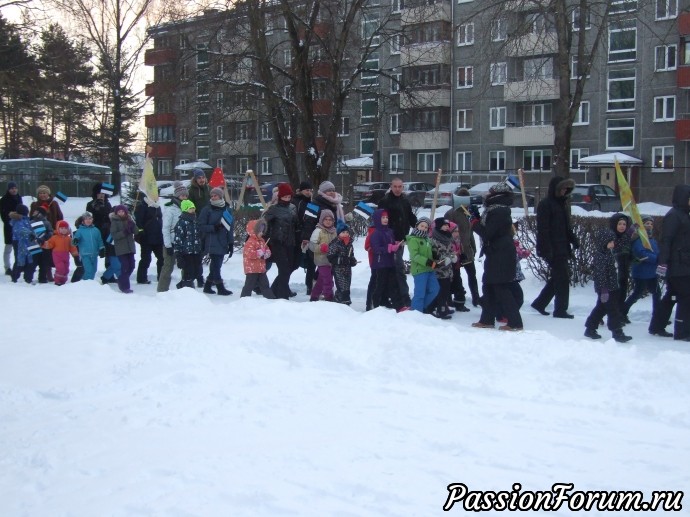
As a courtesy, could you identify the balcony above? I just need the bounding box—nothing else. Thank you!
[679,12,690,35]
[312,61,332,79]
[312,99,332,116]
[400,130,449,150]
[221,140,257,155]
[145,113,176,127]
[504,78,559,102]
[401,42,451,67]
[144,47,178,66]
[295,137,326,153]
[146,142,176,158]
[505,32,558,57]
[503,124,554,146]
[401,1,450,25]
[675,116,690,140]
[400,87,450,109]
[678,66,690,89]
[144,82,165,97]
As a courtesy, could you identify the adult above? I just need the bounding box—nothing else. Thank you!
[300,180,346,243]
[377,177,417,305]
[291,180,316,294]
[188,168,210,286]
[197,187,234,295]
[656,184,690,341]
[86,183,115,284]
[531,176,578,319]
[30,185,63,229]
[158,181,188,292]
[469,183,522,331]
[265,183,298,299]
[444,189,480,307]
[134,194,164,284]
[1,181,22,275]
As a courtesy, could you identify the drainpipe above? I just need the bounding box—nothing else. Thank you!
[449,0,455,176]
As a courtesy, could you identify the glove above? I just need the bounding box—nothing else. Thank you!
[656,264,667,279]
[572,239,580,251]
[442,257,452,266]
[388,242,400,253]
[214,222,223,231]
[257,248,265,258]
[451,255,458,264]
[600,289,609,303]
[227,248,233,258]
[166,247,174,257]
[262,247,271,259]
[459,253,468,263]
[349,256,358,267]
[426,259,436,269]
[320,243,329,253]
[468,204,480,220]
[98,248,105,258]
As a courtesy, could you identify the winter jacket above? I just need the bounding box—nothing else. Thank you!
[406,231,435,276]
[162,198,182,249]
[659,184,690,277]
[188,179,210,211]
[309,226,337,266]
[85,183,112,241]
[327,236,357,268]
[291,192,311,235]
[134,198,164,246]
[592,227,619,294]
[243,219,269,274]
[472,200,516,285]
[110,211,137,256]
[43,233,77,255]
[444,206,476,262]
[609,212,633,282]
[197,203,234,255]
[72,224,104,257]
[29,214,53,245]
[173,212,202,255]
[377,191,417,241]
[535,176,578,262]
[631,234,659,280]
[430,228,455,280]
[264,201,297,246]
[10,215,34,266]
[1,187,23,245]
[369,209,396,270]
[300,192,343,242]
[30,198,63,229]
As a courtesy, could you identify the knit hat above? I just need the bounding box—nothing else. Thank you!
[181,200,196,212]
[173,181,189,198]
[319,209,335,224]
[192,168,206,179]
[336,220,350,234]
[37,185,51,196]
[113,205,128,214]
[434,217,450,229]
[299,180,313,191]
[81,211,93,220]
[7,181,17,190]
[278,183,293,198]
[489,182,512,195]
[16,204,28,216]
[319,181,335,193]
[210,187,224,198]
[417,216,432,228]
[641,214,654,223]
[57,220,70,230]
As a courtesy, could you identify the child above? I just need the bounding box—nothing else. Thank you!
[109,204,137,293]
[173,200,203,289]
[449,223,470,312]
[584,227,632,342]
[42,220,78,285]
[497,222,531,323]
[240,218,276,298]
[406,217,440,314]
[9,204,37,283]
[308,209,337,301]
[430,218,456,319]
[72,212,105,280]
[328,220,357,305]
[624,215,661,320]
[370,209,408,312]
[30,206,54,283]
[363,220,377,310]
[609,213,635,323]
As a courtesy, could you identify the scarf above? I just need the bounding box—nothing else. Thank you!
[315,192,345,222]
[432,228,452,246]
[410,228,428,239]
[317,222,336,234]
[210,198,226,208]
[480,204,502,226]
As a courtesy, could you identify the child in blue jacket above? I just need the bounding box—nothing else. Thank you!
[72,211,105,280]
[623,215,660,317]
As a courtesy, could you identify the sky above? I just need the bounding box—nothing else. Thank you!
[1,196,688,515]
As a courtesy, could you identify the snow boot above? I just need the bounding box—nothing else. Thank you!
[584,328,602,340]
[176,280,195,289]
[215,281,233,296]
[612,329,632,343]
[203,279,216,294]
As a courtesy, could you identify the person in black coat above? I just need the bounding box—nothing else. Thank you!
[655,184,690,340]
[197,187,234,295]
[134,195,164,284]
[291,180,316,293]
[265,183,298,299]
[531,176,578,319]
[1,181,22,275]
[470,183,522,331]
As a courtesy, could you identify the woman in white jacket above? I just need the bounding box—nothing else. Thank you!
[157,182,188,292]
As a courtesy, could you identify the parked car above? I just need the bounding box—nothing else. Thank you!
[424,182,472,208]
[570,184,622,212]
[403,182,435,207]
[352,182,390,204]
[468,182,535,207]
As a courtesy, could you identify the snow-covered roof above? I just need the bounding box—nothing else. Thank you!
[578,152,643,166]
[341,156,373,168]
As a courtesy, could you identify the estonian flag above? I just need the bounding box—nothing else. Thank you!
[353,201,375,220]
[305,202,320,219]
[101,183,115,196]
[221,209,234,231]
[28,243,42,255]
[505,175,520,190]
[55,191,68,202]
[31,221,46,234]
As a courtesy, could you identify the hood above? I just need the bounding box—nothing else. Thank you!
[372,209,388,230]
[246,218,267,236]
[609,212,631,233]
[547,176,575,199]
[598,228,617,253]
[671,184,690,211]
[91,183,108,200]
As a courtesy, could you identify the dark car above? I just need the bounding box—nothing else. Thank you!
[570,184,621,212]
[352,182,390,204]
[468,181,535,207]
[403,182,436,207]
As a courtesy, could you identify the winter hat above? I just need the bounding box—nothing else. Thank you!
[319,181,336,193]
[336,220,350,234]
[7,181,17,190]
[278,183,293,198]
[57,220,70,231]
[173,181,189,198]
[489,182,512,195]
[417,216,432,228]
[15,204,28,216]
[319,209,335,224]
[210,187,224,198]
[81,211,93,220]
[192,168,206,179]
[181,200,196,212]
[37,185,51,196]
[113,204,128,214]
[434,217,450,229]
[298,180,313,191]
[642,214,654,223]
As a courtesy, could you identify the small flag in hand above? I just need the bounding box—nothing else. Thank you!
[28,243,42,255]
[101,183,115,196]
[505,175,520,190]
[55,191,68,202]
[305,202,320,219]
[31,221,46,235]
[221,209,234,231]
[354,201,375,219]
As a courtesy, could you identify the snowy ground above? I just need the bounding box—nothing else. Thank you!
[1,197,689,515]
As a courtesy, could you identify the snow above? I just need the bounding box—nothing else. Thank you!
[2,198,689,515]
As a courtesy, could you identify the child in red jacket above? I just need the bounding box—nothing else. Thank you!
[42,220,78,285]
[240,218,276,299]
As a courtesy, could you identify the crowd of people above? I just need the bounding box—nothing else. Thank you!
[1,173,688,343]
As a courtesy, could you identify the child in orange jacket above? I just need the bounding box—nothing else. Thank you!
[42,220,78,285]
[240,218,276,299]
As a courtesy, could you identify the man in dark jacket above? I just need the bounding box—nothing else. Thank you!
[531,176,578,319]
[291,180,315,293]
[655,184,690,340]
[1,181,22,275]
[377,178,417,305]
[134,195,164,284]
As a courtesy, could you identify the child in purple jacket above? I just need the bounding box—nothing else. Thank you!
[369,209,408,312]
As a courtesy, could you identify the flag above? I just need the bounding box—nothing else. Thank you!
[353,201,375,219]
[505,174,520,190]
[55,191,68,202]
[101,183,115,196]
[139,151,159,203]
[305,202,320,219]
[615,159,651,251]
[28,243,42,255]
[31,221,46,235]
[220,209,234,231]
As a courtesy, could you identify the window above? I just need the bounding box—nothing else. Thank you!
[217,158,225,170]
[391,73,401,94]
[390,153,404,174]
[360,131,375,155]
[523,150,552,171]
[236,122,248,140]
[197,112,209,131]
[455,152,472,172]
[570,148,589,171]
[489,151,506,172]
[392,0,403,13]
[179,96,188,112]
[570,56,590,79]
[181,64,188,80]
[490,62,507,85]
[313,80,328,100]
[283,49,292,66]
[361,16,380,46]
[654,96,675,121]
[261,122,272,140]
[216,125,224,142]
[652,146,674,170]
[456,109,473,131]
[283,85,293,101]
[606,118,635,149]
[490,107,506,129]
[573,101,590,125]
[417,152,441,173]
[390,34,403,54]
[457,23,474,46]
[572,7,591,30]
[611,0,637,13]
[525,58,553,80]
[179,35,187,49]
[261,157,271,175]
[491,18,506,41]
[413,66,443,86]
[180,128,189,144]
[608,19,637,62]
[656,0,677,20]
[361,95,377,122]
[196,140,209,161]
[362,53,380,86]
[216,92,224,108]
[607,69,636,111]
[237,157,249,173]
[655,45,677,71]
[196,44,209,70]
[524,104,552,126]
[390,114,400,134]
[157,160,172,176]
[339,117,350,136]
[456,66,473,88]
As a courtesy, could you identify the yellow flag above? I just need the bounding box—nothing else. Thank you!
[139,149,159,203]
[615,159,651,250]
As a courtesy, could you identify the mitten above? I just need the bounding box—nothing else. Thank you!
[320,243,328,253]
[214,222,223,231]
[571,238,580,250]
[349,256,358,267]
[656,264,667,279]
[442,257,452,266]
[451,255,458,263]
[227,248,233,258]
[98,248,105,258]
[166,247,174,257]
[426,259,436,269]
[387,242,400,253]
[263,248,271,259]
[256,248,265,258]
[600,289,609,303]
